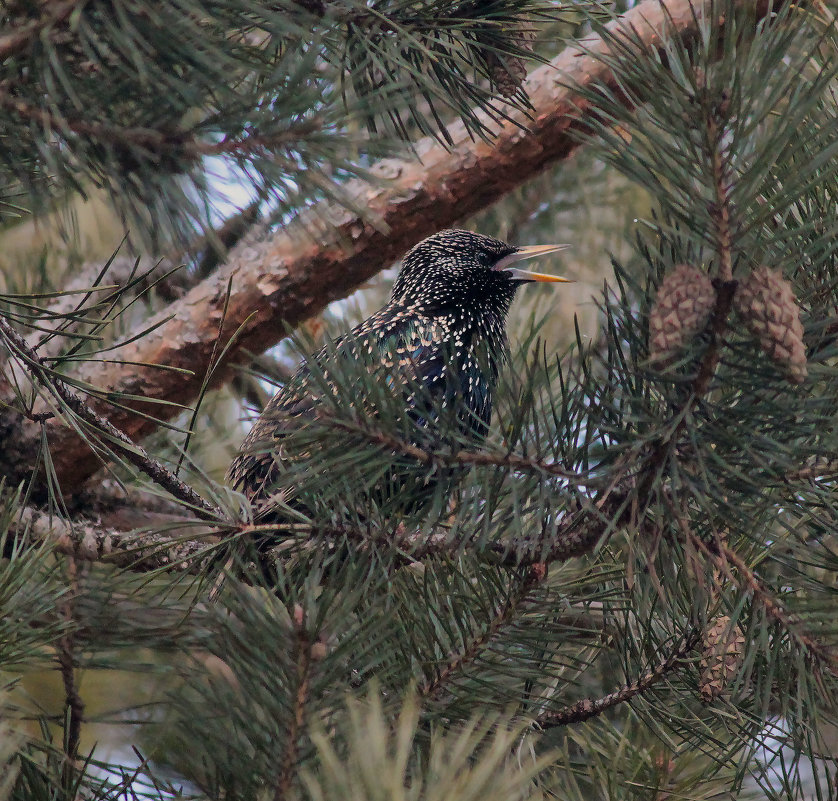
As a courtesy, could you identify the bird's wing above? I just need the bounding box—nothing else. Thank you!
[226,305,447,503]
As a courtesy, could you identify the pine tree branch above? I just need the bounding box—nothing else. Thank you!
[636,97,742,497]
[0,87,325,162]
[692,278,737,398]
[690,532,838,674]
[275,607,313,801]
[781,456,838,484]
[12,505,221,572]
[0,314,224,520]
[417,564,547,703]
[11,478,622,577]
[709,127,734,282]
[329,419,590,483]
[0,0,778,496]
[536,628,700,729]
[57,556,83,792]
[0,0,82,63]
[398,486,627,567]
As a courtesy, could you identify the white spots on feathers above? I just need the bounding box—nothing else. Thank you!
[228,229,529,501]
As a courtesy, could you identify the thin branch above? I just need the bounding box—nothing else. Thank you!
[249,468,627,569]
[782,456,838,483]
[57,556,84,791]
[0,88,325,163]
[666,91,739,407]
[192,200,262,281]
[328,419,590,483]
[0,314,223,520]
[707,100,734,282]
[691,532,838,674]
[398,485,628,567]
[274,608,313,801]
[418,564,546,702]
[691,278,737,399]
[0,0,83,63]
[0,0,778,495]
[536,628,700,729]
[12,475,624,576]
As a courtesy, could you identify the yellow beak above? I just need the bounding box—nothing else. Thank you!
[495,244,573,283]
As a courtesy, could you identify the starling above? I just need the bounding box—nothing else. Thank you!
[227,229,569,515]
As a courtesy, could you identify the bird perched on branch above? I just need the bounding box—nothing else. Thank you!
[227,229,569,515]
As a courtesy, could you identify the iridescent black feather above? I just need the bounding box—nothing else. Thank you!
[227,229,550,513]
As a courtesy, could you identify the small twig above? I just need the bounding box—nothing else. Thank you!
[536,628,700,729]
[0,88,322,161]
[12,505,221,572]
[274,608,313,801]
[707,103,733,282]
[782,456,838,484]
[0,313,223,520]
[404,489,625,567]
[329,419,590,483]
[692,279,737,399]
[418,564,546,702]
[690,533,838,674]
[0,0,82,63]
[193,200,261,279]
[57,557,84,790]
[253,473,625,569]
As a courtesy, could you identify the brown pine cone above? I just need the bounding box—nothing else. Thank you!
[733,266,807,384]
[698,615,745,702]
[482,23,534,99]
[649,264,716,363]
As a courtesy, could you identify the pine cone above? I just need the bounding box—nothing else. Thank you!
[698,615,745,702]
[733,266,807,384]
[649,264,716,363]
[482,23,534,99]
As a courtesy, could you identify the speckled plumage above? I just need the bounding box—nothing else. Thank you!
[227,229,558,510]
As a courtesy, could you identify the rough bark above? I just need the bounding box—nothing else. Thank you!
[0,0,776,495]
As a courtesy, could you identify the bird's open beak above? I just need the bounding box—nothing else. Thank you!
[495,244,572,283]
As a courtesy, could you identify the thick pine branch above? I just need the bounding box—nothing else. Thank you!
[0,0,778,495]
[11,505,220,572]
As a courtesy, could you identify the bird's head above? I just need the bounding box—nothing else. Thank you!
[392,229,570,314]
